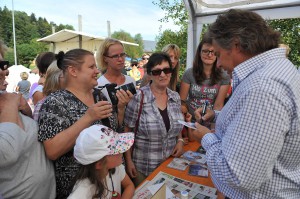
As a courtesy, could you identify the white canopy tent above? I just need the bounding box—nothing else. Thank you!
[183,0,300,67]
[37,29,139,54]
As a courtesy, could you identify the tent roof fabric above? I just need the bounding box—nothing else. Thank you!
[188,0,300,17]
[37,29,138,46]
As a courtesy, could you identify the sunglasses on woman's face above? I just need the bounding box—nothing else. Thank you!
[151,68,173,76]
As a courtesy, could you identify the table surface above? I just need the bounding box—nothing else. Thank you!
[143,140,224,199]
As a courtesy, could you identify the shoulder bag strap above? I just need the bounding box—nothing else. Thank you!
[134,90,144,134]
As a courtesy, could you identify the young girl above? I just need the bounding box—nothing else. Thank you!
[68,124,135,199]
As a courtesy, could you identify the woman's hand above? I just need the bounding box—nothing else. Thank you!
[116,89,133,109]
[125,159,137,178]
[172,141,184,157]
[85,101,112,122]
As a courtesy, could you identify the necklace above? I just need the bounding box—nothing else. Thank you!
[109,170,121,199]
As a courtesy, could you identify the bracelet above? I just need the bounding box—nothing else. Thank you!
[177,138,185,143]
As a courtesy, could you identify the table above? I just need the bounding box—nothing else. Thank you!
[142,140,224,199]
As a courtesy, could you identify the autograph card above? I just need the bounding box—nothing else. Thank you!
[188,163,208,177]
[178,120,197,129]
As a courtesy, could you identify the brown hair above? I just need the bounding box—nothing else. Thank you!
[192,33,222,86]
[69,157,111,199]
[56,49,94,72]
[208,9,281,55]
[35,52,56,75]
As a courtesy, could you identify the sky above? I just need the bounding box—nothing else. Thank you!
[0,0,180,41]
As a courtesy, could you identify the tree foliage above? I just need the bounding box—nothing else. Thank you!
[268,18,300,66]
[111,30,144,59]
[0,6,74,66]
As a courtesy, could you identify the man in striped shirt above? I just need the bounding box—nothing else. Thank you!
[191,9,300,198]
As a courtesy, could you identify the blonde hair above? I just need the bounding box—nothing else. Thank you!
[43,61,64,96]
[96,38,124,73]
[20,72,29,80]
[162,44,181,91]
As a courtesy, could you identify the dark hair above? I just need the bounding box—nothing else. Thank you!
[69,158,114,199]
[208,9,281,55]
[56,49,94,71]
[146,52,172,74]
[131,59,138,67]
[193,32,222,86]
[35,52,56,75]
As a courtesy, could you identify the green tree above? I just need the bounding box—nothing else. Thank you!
[17,39,48,66]
[153,0,188,78]
[55,23,75,32]
[0,6,74,65]
[133,33,144,57]
[111,30,142,59]
[268,18,300,66]
[0,6,13,46]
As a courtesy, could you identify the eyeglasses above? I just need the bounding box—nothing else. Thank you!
[142,57,149,60]
[201,49,215,56]
[105,52,127,59]
[151,68,173,76]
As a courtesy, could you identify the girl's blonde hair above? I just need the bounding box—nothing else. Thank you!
[96,38,124,73]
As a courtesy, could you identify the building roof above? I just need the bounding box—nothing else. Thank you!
[143,40,157,53]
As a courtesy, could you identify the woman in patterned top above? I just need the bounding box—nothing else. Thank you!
[124,52,185,187]
[38,49,114,199]
[180,32,230,123]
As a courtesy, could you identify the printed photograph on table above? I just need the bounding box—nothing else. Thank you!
[167,158,190,171]
[133,171,217,199]
[183,151,206,164]
[188,163,208,177]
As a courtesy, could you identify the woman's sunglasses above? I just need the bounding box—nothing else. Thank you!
[151,68,173,76]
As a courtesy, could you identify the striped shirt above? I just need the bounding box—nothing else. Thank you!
[125,85,184,176]
[202,48,300,198]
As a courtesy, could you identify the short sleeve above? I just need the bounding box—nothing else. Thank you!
[181,68,194,84]
[118,164,126,181]
[38,95,69,142]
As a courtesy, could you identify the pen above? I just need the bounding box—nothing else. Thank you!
[200,100,208,125]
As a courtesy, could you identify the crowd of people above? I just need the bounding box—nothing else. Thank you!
[1,8,300,199]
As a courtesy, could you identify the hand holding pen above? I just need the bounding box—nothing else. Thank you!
[199,100,208,125]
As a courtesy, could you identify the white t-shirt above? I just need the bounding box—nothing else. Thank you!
[97,74,136,104]
[67,164,126,199]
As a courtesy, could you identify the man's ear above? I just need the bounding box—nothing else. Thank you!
[233,38,241,52]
